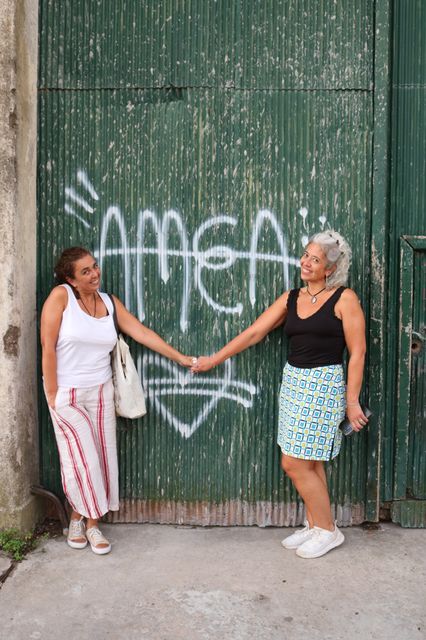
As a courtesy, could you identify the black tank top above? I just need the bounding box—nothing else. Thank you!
[284,287,346,368]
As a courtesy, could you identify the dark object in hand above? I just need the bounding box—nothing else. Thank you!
[339,405,372,436]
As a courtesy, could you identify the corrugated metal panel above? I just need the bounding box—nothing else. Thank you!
[38,84,373,525]
[393,0,426,87]
[38,0,373,90]
[391,501,426,529]
[407,248,426,498]
[381,0,426,516]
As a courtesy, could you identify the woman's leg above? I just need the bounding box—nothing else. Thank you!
[79,380,118,553]
[83,380,119,513]
[49,392,109,520]
[281,454,334,531]
[305,462,328,526]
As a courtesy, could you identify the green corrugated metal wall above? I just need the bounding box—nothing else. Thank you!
[36,1,424,526]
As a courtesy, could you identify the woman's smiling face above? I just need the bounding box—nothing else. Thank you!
[300,243,333,283]
[67,254,101,292]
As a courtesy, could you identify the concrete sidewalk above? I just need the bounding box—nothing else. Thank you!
[0,523,425,640]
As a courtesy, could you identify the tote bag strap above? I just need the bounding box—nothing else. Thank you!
[108,294,120,337]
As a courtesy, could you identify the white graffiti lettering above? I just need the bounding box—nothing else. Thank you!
[97,207,299,330]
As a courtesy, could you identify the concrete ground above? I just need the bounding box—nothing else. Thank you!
[0,523,425,640]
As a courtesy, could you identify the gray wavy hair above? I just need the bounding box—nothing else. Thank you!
[307,230,352,289]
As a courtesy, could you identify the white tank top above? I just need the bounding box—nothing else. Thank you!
[56,284,117,388]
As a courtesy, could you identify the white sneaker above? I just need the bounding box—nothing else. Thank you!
[67,517,87,549]
[296,523,344,558]
[281,521,313,549]
[86,527,111,555]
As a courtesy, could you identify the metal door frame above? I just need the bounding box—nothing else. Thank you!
[394,235,426,499]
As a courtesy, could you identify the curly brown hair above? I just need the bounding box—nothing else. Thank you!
[54,247,92,285]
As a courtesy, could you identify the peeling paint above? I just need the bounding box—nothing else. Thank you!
[3,325,20,358]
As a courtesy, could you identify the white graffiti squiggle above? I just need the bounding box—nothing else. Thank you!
[141,355,258,439]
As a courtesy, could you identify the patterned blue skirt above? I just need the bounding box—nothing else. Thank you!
[277,363,346,461]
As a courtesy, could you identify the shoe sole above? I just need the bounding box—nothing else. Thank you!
[296,531,345,559]
[67,539,88,550]
[89,543,111,555]
[281,538,310,550]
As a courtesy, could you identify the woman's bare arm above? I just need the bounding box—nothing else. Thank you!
[337,289,367,431]
[193,291,289,372]
[40,287,67,408]
[113,296,193,368]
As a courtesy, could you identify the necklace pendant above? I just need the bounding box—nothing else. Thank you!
[311,296,317,304]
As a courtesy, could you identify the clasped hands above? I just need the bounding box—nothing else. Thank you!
[190,355,217,373]
[176,355,217,372]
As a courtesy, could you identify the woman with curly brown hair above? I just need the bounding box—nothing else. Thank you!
[41,247,193,555]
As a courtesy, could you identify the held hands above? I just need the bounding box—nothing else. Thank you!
[176,354,218,372]
[346,402,369,432]
[191,355,218,373]
[177,355,197,368]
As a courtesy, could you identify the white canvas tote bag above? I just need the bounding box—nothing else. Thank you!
[109,295,147,419]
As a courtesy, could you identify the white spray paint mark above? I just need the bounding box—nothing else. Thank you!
[249,209,291,305]
[141,355,258,438]
[319,215,327,228]
[193,216,243,315]
[136,209,191,332]
[65,188,95,213]
[64,203,91,229]
[298,206,308,230]
[99,206,131,308]
[64,170,99,228]
[76,170,99,200]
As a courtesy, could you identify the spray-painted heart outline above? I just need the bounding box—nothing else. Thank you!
[140,355,258,439]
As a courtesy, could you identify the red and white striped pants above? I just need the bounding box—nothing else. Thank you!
[47,379,119,519]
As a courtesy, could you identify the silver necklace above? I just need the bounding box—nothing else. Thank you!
[306,285,326,304]
[80,293,97,316]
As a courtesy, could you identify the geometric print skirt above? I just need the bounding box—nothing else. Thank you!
[277,363,346,461]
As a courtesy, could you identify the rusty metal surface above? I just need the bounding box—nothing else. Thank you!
[105,499,365,527]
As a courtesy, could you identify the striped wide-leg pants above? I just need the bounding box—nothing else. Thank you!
[47,378,119,519]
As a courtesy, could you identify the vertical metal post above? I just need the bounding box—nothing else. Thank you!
[367,1,392,521]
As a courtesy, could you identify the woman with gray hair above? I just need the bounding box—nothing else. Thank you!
[192,230,367,558]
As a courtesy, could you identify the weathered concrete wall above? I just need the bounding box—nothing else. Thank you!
[0,0,40,530]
